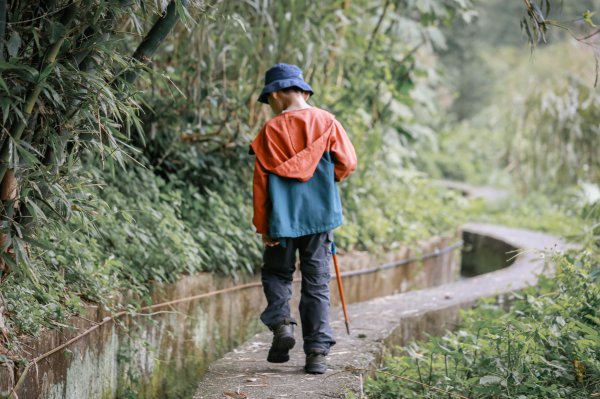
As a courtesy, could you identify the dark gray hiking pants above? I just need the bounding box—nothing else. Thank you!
[260,231,336,355]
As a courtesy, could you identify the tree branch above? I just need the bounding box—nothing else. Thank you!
[580,28,600,41]
[366,0,391,55]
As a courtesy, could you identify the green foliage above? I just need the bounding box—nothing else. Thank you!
[0,0,477,347]
[468,186,597,238]
[1,4,599,399]
[366,242,600,398]
[0,0,187,289]
[136,0,474,162]
[415,120,507,186]
[131,0,475,254]
[1,154,262,338]
[422,40,600,195]
[337,132,467,251]
[504,76,600,192]
[340,174,466,252]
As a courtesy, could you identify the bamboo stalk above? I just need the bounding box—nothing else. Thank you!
[0,3,78,184]
[121,0,189,85]
[18,2,187,227]
[32,0,186,187]
[0,0,6,62]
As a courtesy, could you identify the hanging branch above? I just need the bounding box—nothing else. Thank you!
[0,3,79,184]
[521,0,600,86]
[521,0,548,46]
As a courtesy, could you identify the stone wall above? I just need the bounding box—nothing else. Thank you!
[0,232,461,399]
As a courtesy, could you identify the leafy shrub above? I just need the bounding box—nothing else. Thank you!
[366,245,600,398]
[0,153,262,340]
[415,120,508,187]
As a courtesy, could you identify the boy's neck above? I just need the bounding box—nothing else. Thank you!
[281,96,311,113]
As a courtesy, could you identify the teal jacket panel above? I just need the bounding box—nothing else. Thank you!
[268,152,343,238]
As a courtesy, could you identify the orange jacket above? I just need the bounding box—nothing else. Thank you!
[250,107,357,235]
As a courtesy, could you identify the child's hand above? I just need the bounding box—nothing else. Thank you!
[262,234,280,247]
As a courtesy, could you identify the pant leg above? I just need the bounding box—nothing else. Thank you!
[260,239,298,328]
[298,231,336,354]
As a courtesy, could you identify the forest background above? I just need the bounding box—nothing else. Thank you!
[363,1,600,397]
[0,1,598,396]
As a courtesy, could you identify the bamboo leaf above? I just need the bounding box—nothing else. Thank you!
[48,21,66,43]
[24,198,48,222]
[6,31,21,58]
[0,60,38,78]
[8,238,42,290]
[0,76,8,93]
[14,140,42,165]
[17,139,43,157]
[0,95,10,124]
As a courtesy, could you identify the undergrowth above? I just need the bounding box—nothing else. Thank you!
[0,0,473,353]
[366,240,600,398]
[0,152,263,344]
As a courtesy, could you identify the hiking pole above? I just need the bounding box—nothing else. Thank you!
[332,241,350,335]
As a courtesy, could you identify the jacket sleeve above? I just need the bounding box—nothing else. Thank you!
[329,120,357,181]
[252,159,270,235]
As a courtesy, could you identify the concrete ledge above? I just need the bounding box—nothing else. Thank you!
[193,224,570,398]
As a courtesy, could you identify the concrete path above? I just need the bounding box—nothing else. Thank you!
[436,180,509,203]
[193,224,571,398]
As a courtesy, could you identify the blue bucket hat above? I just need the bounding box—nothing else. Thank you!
[258,63,314,104]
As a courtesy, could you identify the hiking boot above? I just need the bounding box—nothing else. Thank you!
[267,322,295,363]
[304,351,327,374]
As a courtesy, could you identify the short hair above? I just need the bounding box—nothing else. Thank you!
[280,86,310,95]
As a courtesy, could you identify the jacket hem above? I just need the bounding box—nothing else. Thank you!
[269,219,343,239]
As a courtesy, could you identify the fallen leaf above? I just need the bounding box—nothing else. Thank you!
[223,391,248,399]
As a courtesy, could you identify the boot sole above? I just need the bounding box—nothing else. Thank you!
[305,353,327,374]
[267,336,296,363]
[304,364,327,374]
[267,354,290,363]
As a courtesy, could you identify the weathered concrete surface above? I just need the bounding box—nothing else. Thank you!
[4,273,267,399]
[0,234,459,399]
[193,224,570,399]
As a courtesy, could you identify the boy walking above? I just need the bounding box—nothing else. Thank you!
[250,64,357,374]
